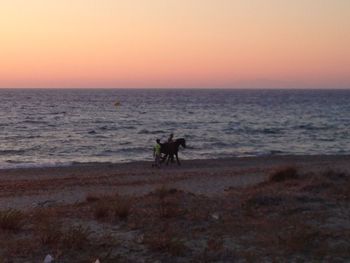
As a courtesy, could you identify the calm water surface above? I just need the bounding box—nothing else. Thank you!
[0,89,349,168]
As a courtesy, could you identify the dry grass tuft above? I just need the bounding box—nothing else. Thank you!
[206,236,224,252]
[195,249,237,263]
[86,193,101,203]
[159,199,182,218]
[301,181,332,194]
[278,223,320,254]
[62,225,91,250]
[92,197,131,221]
[113,199,131,220]
[35,220,63,246]
[144,230,186,256]
[322,169,348,181]
[4,237,40,258]
[154,185,178,199]
[0,209,25,231]
[245,194,283,208]
[93,202,110,220]
[269,166,298,182]
[154,186,182,218]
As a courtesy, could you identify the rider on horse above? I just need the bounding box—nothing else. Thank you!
[168,133,174,143]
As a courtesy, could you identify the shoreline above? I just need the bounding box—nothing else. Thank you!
[1,154,350,172]
[1,155,350,210]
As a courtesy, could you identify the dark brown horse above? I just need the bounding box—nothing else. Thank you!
[160,138,186,165]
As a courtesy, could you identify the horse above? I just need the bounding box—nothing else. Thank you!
[160,138,186,165]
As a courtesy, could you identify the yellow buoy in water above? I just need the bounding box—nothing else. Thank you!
[114,101,121,108]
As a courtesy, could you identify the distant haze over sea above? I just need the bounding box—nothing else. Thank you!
[0,89,349,169]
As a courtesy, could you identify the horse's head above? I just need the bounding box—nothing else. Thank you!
[176,138,186,148]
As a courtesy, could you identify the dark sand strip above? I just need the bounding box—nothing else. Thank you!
[1,155,349,210]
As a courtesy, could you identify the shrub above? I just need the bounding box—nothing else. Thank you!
[269,166,298,182]
[0,209,25,231]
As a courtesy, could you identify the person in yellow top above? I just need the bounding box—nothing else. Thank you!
[153,139,162,168]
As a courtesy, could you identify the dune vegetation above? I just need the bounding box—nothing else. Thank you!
[0,167,349,262]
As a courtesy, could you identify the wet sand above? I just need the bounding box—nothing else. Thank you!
[1,155,349,210]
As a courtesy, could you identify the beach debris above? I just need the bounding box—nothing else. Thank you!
[36,200,57,208]
[43,254,54,263]
[211,213,220,220]
[114,100,121,108]
[135,234,144,244]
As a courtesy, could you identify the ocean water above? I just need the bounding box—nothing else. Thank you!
[0,89,349,169]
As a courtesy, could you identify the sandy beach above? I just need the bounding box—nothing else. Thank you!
[1,155,350,262]
[1,155,349,210]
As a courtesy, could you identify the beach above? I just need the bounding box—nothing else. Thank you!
[1,155,349,210]
[1,155,350,261]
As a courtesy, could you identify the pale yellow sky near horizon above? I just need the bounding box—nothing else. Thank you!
[0,0,349,88]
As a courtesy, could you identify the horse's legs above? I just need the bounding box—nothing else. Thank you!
[175,152,180,165]
[160,154,167,163]
[167,154,174,165]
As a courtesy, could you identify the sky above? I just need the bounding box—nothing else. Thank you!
[0,0,349,89]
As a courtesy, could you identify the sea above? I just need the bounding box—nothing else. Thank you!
[0,89,349,169]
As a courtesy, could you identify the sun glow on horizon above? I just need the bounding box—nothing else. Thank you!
[0,0,349,89]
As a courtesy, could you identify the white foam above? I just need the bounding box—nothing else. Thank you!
[0,161,74,170]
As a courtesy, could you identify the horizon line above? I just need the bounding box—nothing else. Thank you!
[0,87,350,91]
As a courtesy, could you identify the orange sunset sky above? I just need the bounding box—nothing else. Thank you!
[0,0,349,89]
